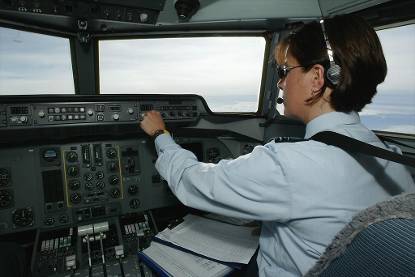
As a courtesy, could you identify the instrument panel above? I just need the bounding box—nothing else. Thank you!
[0,95,260,276]
[0,135,239,235]
[0,99,201,130]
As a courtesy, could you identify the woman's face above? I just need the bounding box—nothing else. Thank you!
[276,50,311,122]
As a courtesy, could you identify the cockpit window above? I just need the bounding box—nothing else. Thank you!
[0,27,74,95]
[99,37,265,112]
[360,24,415,134]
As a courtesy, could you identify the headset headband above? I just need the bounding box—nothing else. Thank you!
[319,19,341,86]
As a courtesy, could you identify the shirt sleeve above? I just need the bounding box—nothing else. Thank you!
[154,134,292,221]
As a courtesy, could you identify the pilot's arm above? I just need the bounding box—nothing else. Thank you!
[140,111,292,221]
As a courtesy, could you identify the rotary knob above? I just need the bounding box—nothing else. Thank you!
[128,185,138,195]
[139,13,149,23]
[96,181,105,190]
[19,116,28,123]
[96,171,104,179]
[108,175,119,186]
[68,180,80,190]
[112,113,120,121]
[67,166,79,177]
[106,148,117,159]
[38,110,46,118]
[66,151,78,163]
[110,188,120,198]
[70,192,82,204]
[129,199,140,209]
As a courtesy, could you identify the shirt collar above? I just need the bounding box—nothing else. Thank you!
[304,111,361,139]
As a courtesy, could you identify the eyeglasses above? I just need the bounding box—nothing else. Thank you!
[276,64,305,79]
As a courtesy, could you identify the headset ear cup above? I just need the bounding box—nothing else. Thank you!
[326,63,341,85]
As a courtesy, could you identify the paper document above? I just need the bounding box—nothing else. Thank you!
[141,241,233,277]
[155,214,259,264]
[204,213,257,226]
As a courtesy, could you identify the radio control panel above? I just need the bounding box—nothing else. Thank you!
[0,98,202,130]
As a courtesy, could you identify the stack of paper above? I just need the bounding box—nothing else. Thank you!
[139,214,259,277]
[141,241,233,277]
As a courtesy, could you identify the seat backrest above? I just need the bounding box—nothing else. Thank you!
[305,193,415,277]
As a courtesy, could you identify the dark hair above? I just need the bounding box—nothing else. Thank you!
[284,15,387,112]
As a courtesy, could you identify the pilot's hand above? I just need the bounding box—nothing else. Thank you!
[139,110,166,136]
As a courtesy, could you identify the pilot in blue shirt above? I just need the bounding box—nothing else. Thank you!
[140,15,415,277]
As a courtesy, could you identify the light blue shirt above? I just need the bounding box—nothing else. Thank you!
[154,111,414,277]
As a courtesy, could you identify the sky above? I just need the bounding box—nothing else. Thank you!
[0,24,414,134]
[360,25,415,134]
[99,37,265,101]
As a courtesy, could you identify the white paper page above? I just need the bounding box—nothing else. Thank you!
[156,214,259,264]
[204,213,256,226]
[142,241,233,277]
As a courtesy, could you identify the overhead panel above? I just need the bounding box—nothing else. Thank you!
[158,0,322,24]
[318,0,392,16]
[0,0,166,25]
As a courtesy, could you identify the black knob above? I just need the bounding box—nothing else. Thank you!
[69,180,80,190]
[95,171,104,179]
[110,188,120,198]
[128,185,138,195]
[67,166,79,177]
[108,175,119,186]
[106,148,117,159]
[129,198,140,209]
[66,151,78,163]
[96,181,105,190]
[70,192,82,204]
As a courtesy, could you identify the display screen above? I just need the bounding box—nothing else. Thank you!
[42,170,64,203]
[10,106,29,114]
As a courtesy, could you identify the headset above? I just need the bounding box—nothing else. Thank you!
[319,19,341,86]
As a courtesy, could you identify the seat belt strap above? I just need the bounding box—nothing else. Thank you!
[310,131,415,168]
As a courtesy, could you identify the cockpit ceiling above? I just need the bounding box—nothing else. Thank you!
[0,0,398,34]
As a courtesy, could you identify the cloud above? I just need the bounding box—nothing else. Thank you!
[0,77,74,94]
[377,24,415,92]
[100,37,265,96]
[382,125,415,134]
[208,101,258,112]
[360,104,414,116]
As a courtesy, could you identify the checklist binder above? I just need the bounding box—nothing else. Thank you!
[138,248,172,277]
[139,241,233,277]
[138,214,259,277]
